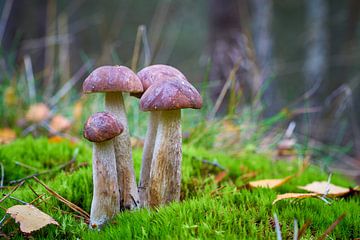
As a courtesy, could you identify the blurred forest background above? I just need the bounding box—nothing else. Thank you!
[0,0,359,178]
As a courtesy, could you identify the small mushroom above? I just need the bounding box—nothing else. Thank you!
[83,65,143,210]
[83,112,123,228]
[135,64,188,206]
[140,79,202,207]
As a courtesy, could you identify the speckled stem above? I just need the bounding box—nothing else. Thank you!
[90,140,120,228]
[148,110,182,207]
[139,112,159,207]
[105,92,140,210]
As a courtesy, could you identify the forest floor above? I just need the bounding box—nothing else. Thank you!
[0,137,358,239]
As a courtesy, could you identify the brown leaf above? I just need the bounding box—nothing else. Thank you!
[298,181,354,197]
[273,193,320,204]
[0,128,16,144]
[25,103,50,123]
[49,115,71,133]
[248,176,292,189]
[214,171,227,183]
[7,205,59,233]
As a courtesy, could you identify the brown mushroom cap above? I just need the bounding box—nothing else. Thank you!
[133,65,187,98]
[83,66,143,94]
[84,112,124,142]
[140,79,202,111]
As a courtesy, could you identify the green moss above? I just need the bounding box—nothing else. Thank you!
[0,137,359,239]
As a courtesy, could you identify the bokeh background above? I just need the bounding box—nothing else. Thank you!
[0,0,359,179]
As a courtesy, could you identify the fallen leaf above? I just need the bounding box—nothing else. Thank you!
[25,103,50,123]
[49,114,71,133]
[214,171,228,183]
[248,176,292,189]
[298,181,355,197]
[7,204,59,233]
[4,86,17,106]
[273,193,320,204]
[0,128,16,144]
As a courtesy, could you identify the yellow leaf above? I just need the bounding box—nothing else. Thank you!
[248,176,292,189]
[298,181,353,197]
[273,193,320,204]
[7,205,59,233]
[0,128,16,144]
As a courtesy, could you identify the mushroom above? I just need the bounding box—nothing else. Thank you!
[134,64,188,206]
[83,112,123,228]
[83,65,143,210]
[140,78,202,207]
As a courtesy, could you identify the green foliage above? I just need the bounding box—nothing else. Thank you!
[0,137,358,239]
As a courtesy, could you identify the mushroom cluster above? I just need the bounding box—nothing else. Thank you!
[83,64,202,228]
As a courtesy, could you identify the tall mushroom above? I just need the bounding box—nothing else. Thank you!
[83,65,143,210]
[83,112,123,228]
[140,78,202,207]
[135,64,188,206]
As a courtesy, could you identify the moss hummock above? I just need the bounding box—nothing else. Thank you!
[0,138,359,239]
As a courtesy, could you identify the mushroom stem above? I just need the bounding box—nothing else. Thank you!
[148,110,182,206]
[90,140,120,228]
[139,111,159,207]
[105,92,140,210]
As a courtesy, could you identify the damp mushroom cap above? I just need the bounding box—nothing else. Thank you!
[83,65,143,94]
[83,112,124,143]
[140,78,203,111]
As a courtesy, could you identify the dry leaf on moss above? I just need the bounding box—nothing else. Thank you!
[7,205,59,233]
[298,181,356,197]
[214,171,228,183]
[273,193,320,204]
[247,176,292,189]
[0,128,16,144]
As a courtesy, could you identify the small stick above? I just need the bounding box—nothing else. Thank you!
[199,159,226,170]
[317,213,346,240]
[3,194,27,205]
[274,213,282,240]
[297,220,311,239]
[10,148,79,184]
[15,161,39,172]
[24,55,36,103]
[0,163,4,187]
[32,176,90,220]
[0,181,25,204]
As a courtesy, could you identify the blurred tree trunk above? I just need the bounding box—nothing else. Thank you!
[304,0,328,105]
[249,0,276,116]
[208,0,260,116]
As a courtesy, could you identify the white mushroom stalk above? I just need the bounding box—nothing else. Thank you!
[140,79,202,207]
[83,112,123,229]
[138,111,159,206]
[83,65,143,210]
[135,64,188,207]
[105,92,140,209]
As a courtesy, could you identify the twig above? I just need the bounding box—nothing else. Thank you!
[0,181,25,204]
[48,61,93,107]
[297,220,311,239]
[15,161,39,172]
[293,219,298,240]
[200,159,226,171]
[3,195,27,205]
[32,176,90,220]
[0,163,4,187]
[131,25,145,71]
[9,148,79,184]
[274,213,282,240]
[24,55,36,103]
[317,213,346,240]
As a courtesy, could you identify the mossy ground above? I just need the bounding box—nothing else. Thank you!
[0,137,359,239]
